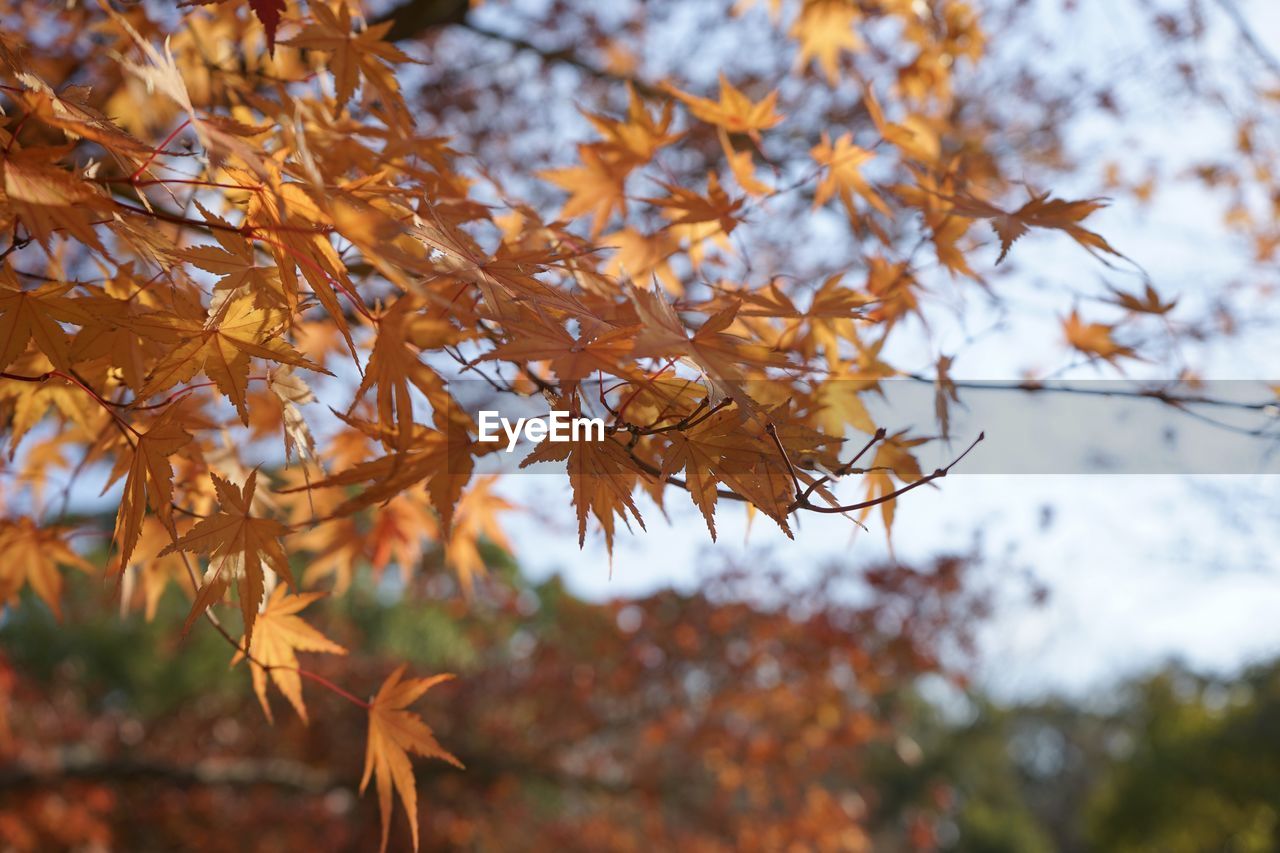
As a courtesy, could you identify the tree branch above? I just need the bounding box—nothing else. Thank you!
[1212,0,1280,78]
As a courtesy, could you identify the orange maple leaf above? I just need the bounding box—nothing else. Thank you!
[1062,309,1138,365]
[659,408,767,539]
[0,518,93,619]
[811,132,889,220]
[949,190,1122,263]
[482,309,637,382]
[0,272,93,371]
[540,144,631,237]
[645,172,745,234]
[135,295,326,424]
[285,2,412,106]
[108,408,192,570]
[581,83,681,162]
[232,586,346,723]
[362,666,462,853]
[664,74,785,139]
[522,430,647,551]
[160,470,293,645]
[790,0,864,84]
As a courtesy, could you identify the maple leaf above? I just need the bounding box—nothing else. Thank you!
[582,83,681,162]
[862,431,927,535]
[602,228,683,293]
[1062,309,1138,365]
[483,310,637,382]
[239,166,358,346]
[540,144,631,237]
[815,377,878,437]
[362,666,462,853]
[949,190,1122,263]
[931,216,977,279]
[0,353,92,451]
[629,284,788,417]
[232,586,345,723]
[0,271,93,371]
[110,517,194,621]
[645,173,745,234]
[68,284,172,392]
[0,518,92,619]
[266,366,317,464]
[182,204,282,299]
[286,3,413,106]
[292,418,474,535]
[0,148,107,251]
[811,132,889,221]
[862,84,941,163]
[108,408,192,571]
[352,297,455,454]
[135,295,326,424]
[292,517,365,594]
[444,476,516,595]
[664,74,784,139]
[865,256,921,323]
[160,471,294,646]
[10,75,153,163]
[104,7,268,170]
[726,146,772,196]
[522,432,647,551]
[1105,281,1178,315]
[250,0,286,55]
[659,408,766,539]
[790,0,864,84]
[934,354,960,441]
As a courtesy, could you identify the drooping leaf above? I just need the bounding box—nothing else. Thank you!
[362,666,462,853]
[232,586,345,723]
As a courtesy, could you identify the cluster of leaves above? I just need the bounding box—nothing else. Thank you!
[0,0,1253,846]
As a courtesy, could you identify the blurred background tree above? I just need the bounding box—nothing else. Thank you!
[7,542,1280,850]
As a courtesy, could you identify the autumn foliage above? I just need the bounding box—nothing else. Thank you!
[0,0,1274,848]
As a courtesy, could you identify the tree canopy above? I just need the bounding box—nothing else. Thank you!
[0,0,1276,847]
